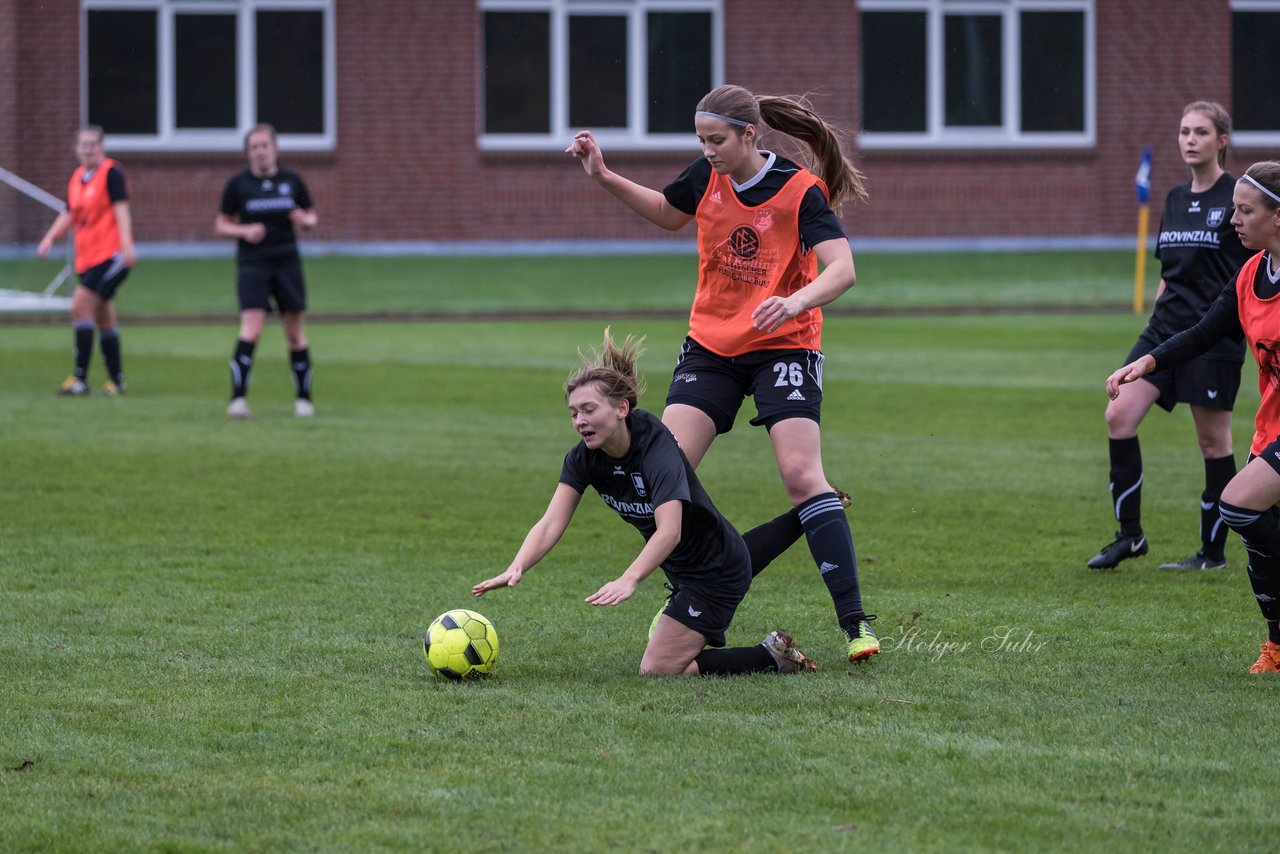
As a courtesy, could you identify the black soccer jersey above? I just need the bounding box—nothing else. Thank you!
[219,168,313,265]
[663,153,846,251]
[1151,172,1253,359]
[558,408,740,584]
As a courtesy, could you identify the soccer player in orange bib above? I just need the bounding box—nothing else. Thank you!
[1106,162,1280,673]
[567,84,878,663]
[37,125,137,396]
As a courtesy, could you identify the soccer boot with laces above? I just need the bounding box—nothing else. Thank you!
[294,398,315,418]
[762,630,817,673]
[1249,640,1280,674]
[846,614,880,663]
[1159,550,1226,571]
[56,376,88,396]
[1087,531,1148,569]
[102,379,126,397]
[226,397,252,420]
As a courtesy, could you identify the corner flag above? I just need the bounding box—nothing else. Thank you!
[1133,148,1153,314]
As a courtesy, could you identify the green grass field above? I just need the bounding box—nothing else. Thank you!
[1,254,1276,852]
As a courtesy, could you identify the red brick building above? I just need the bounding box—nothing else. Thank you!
[2,0,1279,250]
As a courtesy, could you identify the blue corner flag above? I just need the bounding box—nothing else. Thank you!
[1135,147,1152,205]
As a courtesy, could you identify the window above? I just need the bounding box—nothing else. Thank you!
[479,0,721,151]
[860,0,1094,149]
[83,1,334,151]
[1232,1,1280,144]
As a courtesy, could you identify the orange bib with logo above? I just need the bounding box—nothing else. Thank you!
[690,167,826,357]
[67,157,124,273]
[1235,251,1280,455]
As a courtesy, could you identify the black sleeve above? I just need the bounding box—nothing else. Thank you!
[640,431,692,507]
[106,166,128,203]
[292,172,314,210]
[1148,280,1244,369]
[798,185,846,250]
[557,446,590,494]
[662,158,712,215]
[219,177,240,217]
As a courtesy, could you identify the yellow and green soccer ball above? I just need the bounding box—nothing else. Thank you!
[424,609,499,681]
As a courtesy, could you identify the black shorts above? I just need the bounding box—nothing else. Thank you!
[237,258,307,313]
[78,254,129,300]
[660,535,752,648]
[1255,440,1280,478]
[665,337,824,434]
[1126,327,1242,412]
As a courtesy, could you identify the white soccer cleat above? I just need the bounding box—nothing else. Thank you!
[762,630,817,674]
[226,397,252,420]
[294,399,314,418]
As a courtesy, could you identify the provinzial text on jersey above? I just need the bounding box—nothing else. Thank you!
[244,197,297,213]
[601,494,655,517]
[1158,229,1221,247]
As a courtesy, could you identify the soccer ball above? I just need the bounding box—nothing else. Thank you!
[424,609,499,681]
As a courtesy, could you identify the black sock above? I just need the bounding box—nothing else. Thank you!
[290,347,312,400]
[230,339,256,399]
[694,645,776,675]
[1108,436,1143,536]
[1245,559,1280,642]
[1200,454,1235,560]
[99,327,123,386]
[741,509,803,578]
[797,492,864,637]
[1218,500,1280,641]
[73,322,94,381]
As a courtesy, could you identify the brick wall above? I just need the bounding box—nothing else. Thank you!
[4,0,1262,248]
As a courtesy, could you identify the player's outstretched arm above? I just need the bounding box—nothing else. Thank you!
[565,131,692,232]
[586,501,682,606]
[473,483,582,596]
[37,212,72,258]
[1105,355,1157,400]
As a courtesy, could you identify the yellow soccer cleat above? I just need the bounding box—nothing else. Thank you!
[846,615,880,663]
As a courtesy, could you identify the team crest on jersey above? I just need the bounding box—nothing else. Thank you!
[261,179,273,191]
[1256,340,1280,391]
[1206,207,1226,228]
[728,225,761,259]
[278,182,291,196]
[753,208,775,232]
[631,473,647,497]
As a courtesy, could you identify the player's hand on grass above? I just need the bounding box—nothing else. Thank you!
[752,294,804,333]
[473,567,523,597]
[585,576,638,606]
[1105,355,1156,399]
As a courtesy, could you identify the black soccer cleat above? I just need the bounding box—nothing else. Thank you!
[1087,531,1148,570]
[1159,551,1227,571]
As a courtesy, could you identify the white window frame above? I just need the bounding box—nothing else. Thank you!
[859,0,1095,150]
[1230,0,1280,147]
[81,0,336,152]
[477,0,723,151]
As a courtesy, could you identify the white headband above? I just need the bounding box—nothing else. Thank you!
[695,110,751,128]
[1243,173,1280,206]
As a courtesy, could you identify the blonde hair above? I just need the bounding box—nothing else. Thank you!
[697,84,868,208]
[564,328,647,410]
[1242,162,1280,211]
[1182,101,1232,169]
[244,123,278,151]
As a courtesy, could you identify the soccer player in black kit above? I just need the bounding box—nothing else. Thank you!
[1089,102,1254,570]
[215,123,318,419]
[473,330,818,677]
